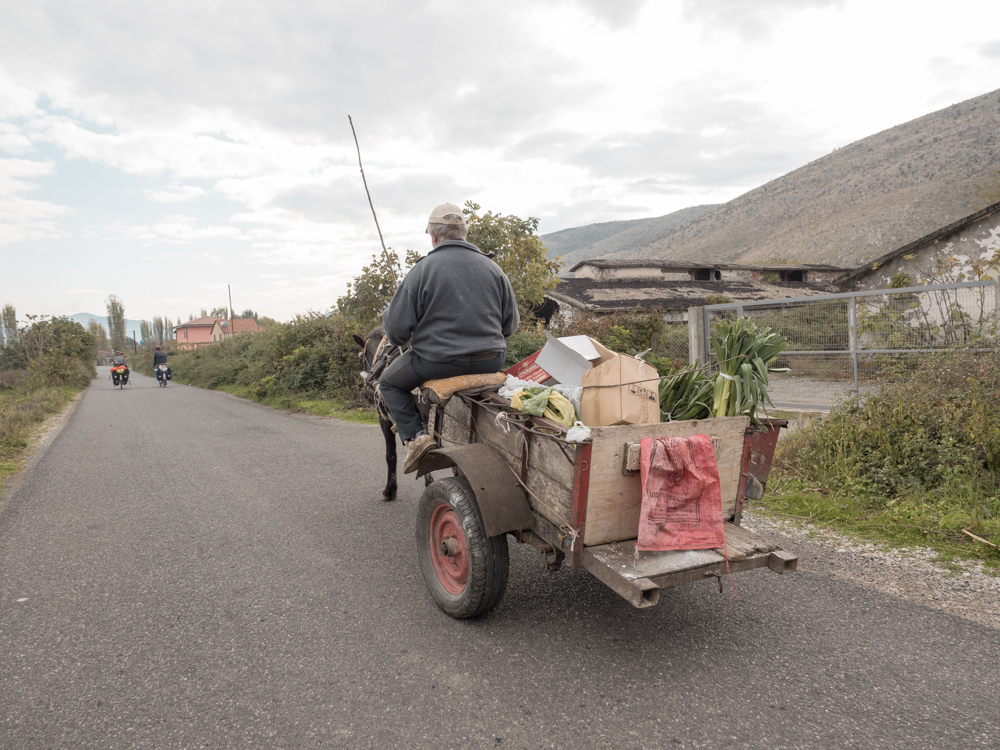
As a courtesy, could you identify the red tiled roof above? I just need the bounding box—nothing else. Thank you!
[175,316,220,329]
[222,318,261,333]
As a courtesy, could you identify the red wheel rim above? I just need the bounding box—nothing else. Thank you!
[428,503,469,595]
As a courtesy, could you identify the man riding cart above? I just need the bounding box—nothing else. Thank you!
[379,203,519,473]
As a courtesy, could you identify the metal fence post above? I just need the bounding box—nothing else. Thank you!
[704,306,713,369]
[849,295,859,393]
[688,306,706,366]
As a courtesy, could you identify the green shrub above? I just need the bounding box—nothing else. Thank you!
[504,329,547,368]
[151,313,367,404]
[777,344,1000,505]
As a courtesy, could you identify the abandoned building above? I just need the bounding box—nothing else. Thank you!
[545,260,849,321]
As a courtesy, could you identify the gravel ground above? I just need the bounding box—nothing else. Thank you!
[741,510,1000,630]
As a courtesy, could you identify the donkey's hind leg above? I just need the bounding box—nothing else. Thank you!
[379,416,398,502]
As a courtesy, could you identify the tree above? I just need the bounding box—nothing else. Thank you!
[336,247,419,331]
[140,320,152,344]
[105,296,126,353]
[240,309,258,320]
[463,201,561,321]
[151,315,170,345]
[336,202,560,331]
[1,304,16,345]
[210,306,230,319]
[87,319,109,352]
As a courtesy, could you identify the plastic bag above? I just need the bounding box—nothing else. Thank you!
[565,421,591,442]
[512,387,553,416]
[511,387,577,427]
[500,375,581,417]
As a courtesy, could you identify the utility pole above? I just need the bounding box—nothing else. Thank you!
[228,284,235,341]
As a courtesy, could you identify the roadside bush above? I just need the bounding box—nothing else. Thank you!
[777,344,1000,510]
[154,313,367,404]
[504,328,547,369]
[0,316,96,387]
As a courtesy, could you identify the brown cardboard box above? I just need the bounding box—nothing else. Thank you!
[580,340,660,426]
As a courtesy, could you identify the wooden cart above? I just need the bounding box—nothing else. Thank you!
[413,389,797,619]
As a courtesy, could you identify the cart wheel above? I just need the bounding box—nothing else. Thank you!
[416,476,509,619]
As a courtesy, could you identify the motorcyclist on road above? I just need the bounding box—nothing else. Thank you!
[153,345,170,383]
[111,351,130,385]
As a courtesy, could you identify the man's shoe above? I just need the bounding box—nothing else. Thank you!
[403,433,436,474]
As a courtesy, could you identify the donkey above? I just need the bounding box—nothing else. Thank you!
[354,326,400,502]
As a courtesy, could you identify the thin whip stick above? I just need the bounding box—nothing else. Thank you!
[348,115,394,281]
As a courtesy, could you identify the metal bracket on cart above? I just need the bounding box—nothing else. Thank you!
[517,530,565,571]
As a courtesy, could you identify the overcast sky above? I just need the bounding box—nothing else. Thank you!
[2,0,999,324]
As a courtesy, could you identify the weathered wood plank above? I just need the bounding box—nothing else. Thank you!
[582,521,777,581]
[440,398,576,526]
[582,417,750,546]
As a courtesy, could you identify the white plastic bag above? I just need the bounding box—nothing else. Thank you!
[565,421,592,443]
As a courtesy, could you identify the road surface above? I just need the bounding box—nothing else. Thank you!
[1,375,997,748]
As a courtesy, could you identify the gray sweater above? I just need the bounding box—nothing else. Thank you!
[383,240,520,362]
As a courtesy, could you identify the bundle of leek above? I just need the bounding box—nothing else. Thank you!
[710,318,788,424]
[659,364,714,421]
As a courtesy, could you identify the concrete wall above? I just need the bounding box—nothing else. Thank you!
[575,266,689,281]
[846,213,1000,292]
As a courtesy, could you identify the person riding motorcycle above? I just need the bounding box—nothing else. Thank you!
[110,351,129,385]
[153,345,170,383]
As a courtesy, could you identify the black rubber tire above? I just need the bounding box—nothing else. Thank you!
[416,476,509,619]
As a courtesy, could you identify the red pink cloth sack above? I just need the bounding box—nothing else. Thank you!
[637,434,725,551]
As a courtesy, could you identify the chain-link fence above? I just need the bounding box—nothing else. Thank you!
[701,280,998,409]
[661,321,689,365]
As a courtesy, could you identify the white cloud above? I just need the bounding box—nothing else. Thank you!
[142,185,207,203]
[1,0,998,319]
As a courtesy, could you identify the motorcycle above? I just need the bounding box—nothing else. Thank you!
[155,363,172,387]
[110,364,129,389]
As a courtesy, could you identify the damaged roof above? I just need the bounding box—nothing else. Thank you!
[568,259,850,273]
[547,278,841,313]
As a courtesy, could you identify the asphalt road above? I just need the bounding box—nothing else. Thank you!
[1,375,998,749]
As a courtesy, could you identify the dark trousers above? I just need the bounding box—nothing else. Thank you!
[379,349,505,444]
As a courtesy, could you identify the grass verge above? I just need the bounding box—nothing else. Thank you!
[752,477,1000,573]
[202,384,380,424]
[0,383,82,494]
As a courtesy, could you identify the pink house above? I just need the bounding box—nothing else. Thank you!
[210,318,262,342]
[173,316,220,349]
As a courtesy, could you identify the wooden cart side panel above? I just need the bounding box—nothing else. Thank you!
[439,398,576,526]
[581,417,750,546]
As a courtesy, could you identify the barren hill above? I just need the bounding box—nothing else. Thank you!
[543,205,717,269]
[540,218,648,261]
[606,88,1000,267]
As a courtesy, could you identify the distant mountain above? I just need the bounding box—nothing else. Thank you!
[606,88,1000,267]
[540,218,649,260]
[69,313,151,343]
[546,205,718,270]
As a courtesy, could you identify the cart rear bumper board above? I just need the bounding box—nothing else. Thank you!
[581,523,797,608]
